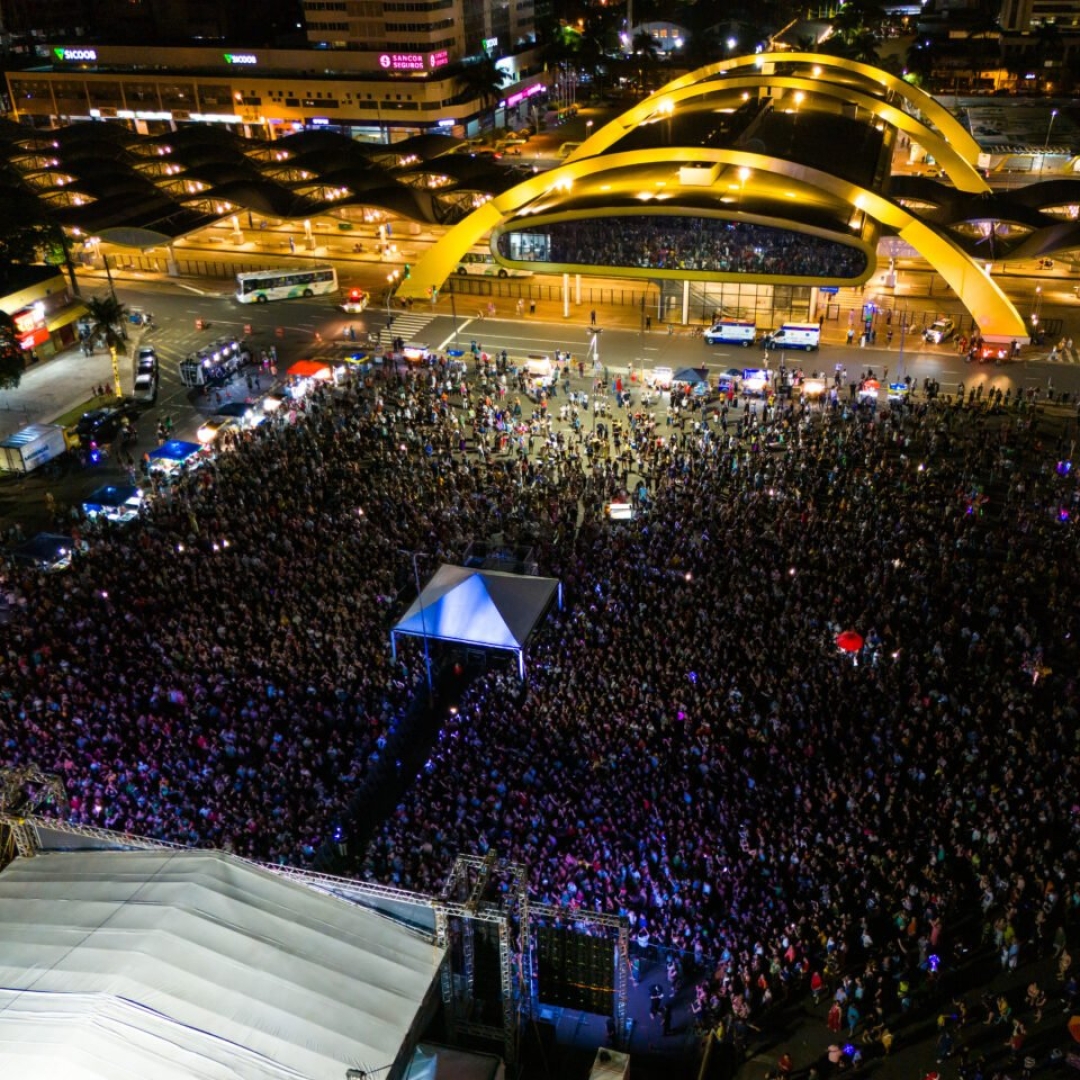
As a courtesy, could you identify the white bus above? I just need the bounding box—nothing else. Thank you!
[236,266,338,304]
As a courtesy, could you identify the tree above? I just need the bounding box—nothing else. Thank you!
[0,311,24,391]
[632,31,661,95]
[455,57,510,133]
[0,189,81,299]
[84,294,130,355]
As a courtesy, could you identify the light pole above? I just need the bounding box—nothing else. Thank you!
[398,549,433,700]
[385,269,401,327]
[1031,285,1043,341]
[1041,109,1058,178]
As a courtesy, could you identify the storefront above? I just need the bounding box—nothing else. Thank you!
[1,268,87,363]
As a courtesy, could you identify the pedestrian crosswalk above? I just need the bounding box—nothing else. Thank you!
[381,312,435,342]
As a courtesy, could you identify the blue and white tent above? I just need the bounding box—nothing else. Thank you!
[391,564,561,679]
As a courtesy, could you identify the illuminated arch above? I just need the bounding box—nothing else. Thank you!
[637,53,984,168]
[571,74,987,194]
[399,57,1022,338]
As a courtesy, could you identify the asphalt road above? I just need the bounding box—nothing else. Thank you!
[2,279,1079,543]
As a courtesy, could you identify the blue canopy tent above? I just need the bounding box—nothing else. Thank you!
[83,484,144,523]
[148,440,203,475]
[10,533,77,572]
[391,564,562,679]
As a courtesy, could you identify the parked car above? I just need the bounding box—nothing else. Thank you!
[924,319,956,344]
[196,416,243,445]
[133,372,158,404]
[211,401,265,428]
[136,346,157,375]
[75,402,140,446]
[974,341,1009,362]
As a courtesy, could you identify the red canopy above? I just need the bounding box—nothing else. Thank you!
[288,360,333,381]
[836,630,864,653]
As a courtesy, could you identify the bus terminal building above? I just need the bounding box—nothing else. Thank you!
[5,43,547,142]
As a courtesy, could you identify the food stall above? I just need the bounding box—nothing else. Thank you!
[741,368,772,396]
[82,484,144,524]
[857,378,881,403]
[147,440,204,479]
[10,533,81,573]
[287,359,334,389]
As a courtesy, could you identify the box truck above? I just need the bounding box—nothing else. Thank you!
[0,424,69,474]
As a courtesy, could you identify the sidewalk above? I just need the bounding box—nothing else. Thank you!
[0,340,128,441]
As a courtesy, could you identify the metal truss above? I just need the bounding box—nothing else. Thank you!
[527,902,631,1035]
[0,765,69,817]
[0,810,624,1063]
[440,853,529,1065]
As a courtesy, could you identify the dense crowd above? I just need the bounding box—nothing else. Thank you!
[502,217,868,278]
[2,350,1079,1045]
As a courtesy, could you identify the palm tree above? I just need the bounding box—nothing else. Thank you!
[85,294,130,355]
[455,57,509,134]
[632,31,661,95]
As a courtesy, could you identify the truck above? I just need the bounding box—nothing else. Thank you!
[763,322,821,351]
[0,424,69,474]
[704,319,757,347]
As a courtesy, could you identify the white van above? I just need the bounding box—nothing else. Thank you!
[763,322,821,351]
[704,320,757,347]
[456,253,533,279]
[524,354,555,386]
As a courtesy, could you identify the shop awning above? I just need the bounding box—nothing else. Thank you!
[46,302,88,333]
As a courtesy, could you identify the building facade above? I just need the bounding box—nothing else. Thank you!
[6,40,547,140]
[0,267,86,362]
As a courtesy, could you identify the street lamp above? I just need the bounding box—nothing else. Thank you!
[385,269,401,323]
[738,166,750,208]
[1041,109,1058,178]
[1032,284,1043,341]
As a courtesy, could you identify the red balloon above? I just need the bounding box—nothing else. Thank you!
[836,630,864,653]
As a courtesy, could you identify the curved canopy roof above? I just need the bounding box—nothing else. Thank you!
[0,848,443,1080]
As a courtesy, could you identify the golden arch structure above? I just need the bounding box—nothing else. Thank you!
[399,55,1026,341]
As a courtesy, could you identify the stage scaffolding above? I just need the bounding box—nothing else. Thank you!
[1,780,630,1065]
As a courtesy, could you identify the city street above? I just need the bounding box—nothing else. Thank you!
[3,272,1080,543]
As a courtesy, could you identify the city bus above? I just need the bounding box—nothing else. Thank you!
[235,266,338,303]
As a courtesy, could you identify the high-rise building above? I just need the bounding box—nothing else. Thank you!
[300,0,537,62]
[0,0,89,47]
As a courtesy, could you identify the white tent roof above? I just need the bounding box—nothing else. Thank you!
[0,849,444,1080]
[392,565,559,652]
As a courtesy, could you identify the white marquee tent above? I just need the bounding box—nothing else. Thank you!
[0,849,444,1080]
[391,565,561,679]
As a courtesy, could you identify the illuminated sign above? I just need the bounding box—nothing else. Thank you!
[310,118,330,126]
[53,47,97,61]
[428,50,449,68]
[378,53,426,71]
[482,37,498,52]
[12,308,42,335]
[504,83,546,108]
[224,53,258,65]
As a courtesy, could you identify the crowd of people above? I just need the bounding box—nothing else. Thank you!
[503,217,868,278]
[2,345,1079,1052]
